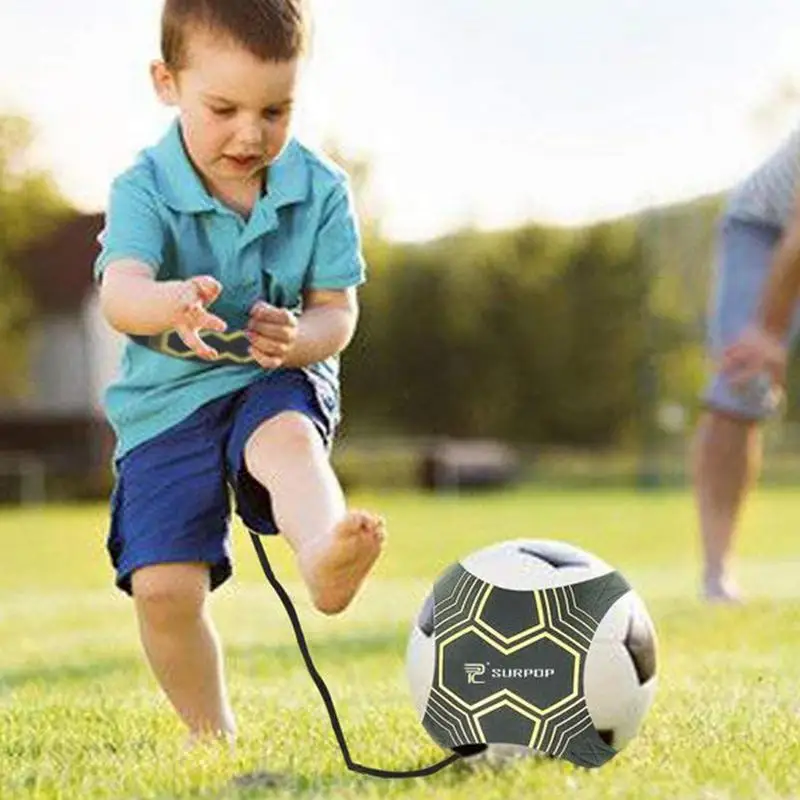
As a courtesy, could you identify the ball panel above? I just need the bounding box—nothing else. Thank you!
[584,635,640,745]
[518,541,594,568]
[417,590,435,637]
[608,679,657,750]
[405,623,435,718]
[596,729,615,748]
[624,601,658,684]
[460,539,613,591]
[584,592,658,751]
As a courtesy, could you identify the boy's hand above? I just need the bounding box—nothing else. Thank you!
[171,276,227,361]
[721,324,787,388]
[246,301,299,369]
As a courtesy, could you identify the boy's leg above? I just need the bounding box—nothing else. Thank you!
[107,393,243,740]
[132,562,236,740]
[243,411,385,614]
[691,412,761,602]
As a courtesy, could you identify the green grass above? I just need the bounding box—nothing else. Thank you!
[1,488,799,799]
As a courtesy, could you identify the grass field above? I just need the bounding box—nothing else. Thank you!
[1,487,799,799]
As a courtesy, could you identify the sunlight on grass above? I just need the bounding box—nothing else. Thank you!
[1,488,798,799]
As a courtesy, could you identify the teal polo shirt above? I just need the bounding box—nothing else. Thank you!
[95,120,366,461]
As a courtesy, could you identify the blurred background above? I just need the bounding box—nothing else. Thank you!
[3,0,800,504]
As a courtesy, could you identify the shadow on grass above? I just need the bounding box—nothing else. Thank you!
[0,655,139,694]
[221,631,475,796]
[220,757,478,799]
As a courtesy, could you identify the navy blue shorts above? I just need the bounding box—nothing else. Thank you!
[702,216,792,419]
[106,368,339,596]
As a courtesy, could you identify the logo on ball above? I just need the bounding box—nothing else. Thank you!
[464,663,486,684]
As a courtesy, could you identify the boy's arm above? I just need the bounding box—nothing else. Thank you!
[100,260,228,361]
[95,175,223,360]
[243,178,365,370]
[246,288,358,370]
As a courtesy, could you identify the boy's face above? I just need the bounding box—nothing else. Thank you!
[152,28,299,193]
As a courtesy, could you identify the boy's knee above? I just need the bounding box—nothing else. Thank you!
[132,563,209,629]
[245,412,319,463]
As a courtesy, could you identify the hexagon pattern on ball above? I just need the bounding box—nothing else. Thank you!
[405,539,658,768]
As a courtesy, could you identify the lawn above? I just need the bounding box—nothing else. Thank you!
[0,488,798,799]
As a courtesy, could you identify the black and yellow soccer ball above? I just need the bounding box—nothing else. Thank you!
[405,539,658,769]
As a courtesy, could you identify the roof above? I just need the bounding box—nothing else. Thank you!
[14,213,104,314]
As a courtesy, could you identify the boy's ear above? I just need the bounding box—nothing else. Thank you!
[150,60,179,106]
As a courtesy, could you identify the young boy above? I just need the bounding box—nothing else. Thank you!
[96,0,385,742]
[692,126,800,603]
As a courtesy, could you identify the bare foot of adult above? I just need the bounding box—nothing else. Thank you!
[702,573,743,605]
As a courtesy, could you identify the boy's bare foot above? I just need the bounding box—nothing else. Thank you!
[183,728,236,755]
[302,510,385,615]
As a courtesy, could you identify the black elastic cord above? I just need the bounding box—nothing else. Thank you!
[249,532,461,779]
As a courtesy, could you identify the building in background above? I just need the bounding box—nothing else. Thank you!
[0,213,122,501]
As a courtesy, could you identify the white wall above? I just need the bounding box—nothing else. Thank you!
[83,291,124,414]
[0,292,123,418]
[26,312,94,415]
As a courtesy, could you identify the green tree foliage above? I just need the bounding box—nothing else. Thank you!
[0,115,70,397]
[331,148,720,446]
[343,195,725,446]
[345,221,658,445]
[543,222,649,444]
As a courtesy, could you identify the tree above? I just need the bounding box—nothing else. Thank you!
[0,114,71,397]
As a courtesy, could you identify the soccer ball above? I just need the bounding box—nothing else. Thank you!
[405,539,658,768]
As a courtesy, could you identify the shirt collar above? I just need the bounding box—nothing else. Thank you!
[150,120,310,216]
[262,139,310,210]
[243,139,311,240]
[151,120,215,213]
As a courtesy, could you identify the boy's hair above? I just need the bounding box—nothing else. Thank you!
[161,0,309,70]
